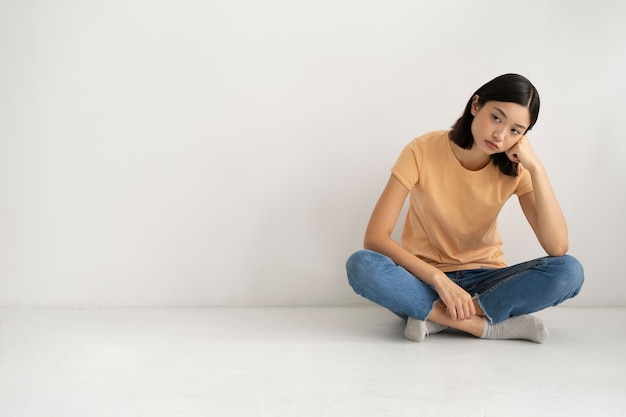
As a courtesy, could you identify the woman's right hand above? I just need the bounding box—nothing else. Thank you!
[434,276,476,320]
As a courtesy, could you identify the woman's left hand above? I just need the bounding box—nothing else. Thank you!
[506,135,540,172]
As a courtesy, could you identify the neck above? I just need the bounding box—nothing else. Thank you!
[451,142,491,171]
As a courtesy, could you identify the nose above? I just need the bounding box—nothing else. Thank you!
[492,128,505,142]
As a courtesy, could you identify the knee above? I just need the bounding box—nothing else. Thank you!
[560,254,584,289]
[550,254,584,298]
[346,250,373,287]
[345,249,387,291]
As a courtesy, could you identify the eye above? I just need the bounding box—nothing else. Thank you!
[511,128,521,135]
[491,115,501,123]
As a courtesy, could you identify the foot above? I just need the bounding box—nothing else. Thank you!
[404,317,448,342]
[481,315,549,343]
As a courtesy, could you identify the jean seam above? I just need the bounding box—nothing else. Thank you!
[479,258,547,299]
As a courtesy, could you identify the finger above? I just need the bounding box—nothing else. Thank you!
[461,303,471,320]
[447,306,457,320]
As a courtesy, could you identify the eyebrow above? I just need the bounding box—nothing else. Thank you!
[493,106,528,131]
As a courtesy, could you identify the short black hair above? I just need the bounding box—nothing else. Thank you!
[449,74,540,177]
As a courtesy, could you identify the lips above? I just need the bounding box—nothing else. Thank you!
[485,140,499,151]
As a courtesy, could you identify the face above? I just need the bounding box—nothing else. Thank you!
[470,97,531,155]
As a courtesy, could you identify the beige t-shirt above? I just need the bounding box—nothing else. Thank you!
[391,130,534,272]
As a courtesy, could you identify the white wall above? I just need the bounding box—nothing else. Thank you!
[0,0,624,307]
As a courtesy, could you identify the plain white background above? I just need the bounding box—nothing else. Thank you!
[0,0,624,307]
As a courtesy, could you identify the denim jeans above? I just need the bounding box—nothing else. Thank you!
[346,249,584,324]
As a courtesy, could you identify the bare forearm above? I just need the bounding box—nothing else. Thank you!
[364,232,446,287]
[527,163,569,256]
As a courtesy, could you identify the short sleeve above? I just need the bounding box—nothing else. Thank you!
[515,166,534,196]
[391,140,421,190]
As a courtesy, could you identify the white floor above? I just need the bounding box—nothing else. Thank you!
[0,306,624,417]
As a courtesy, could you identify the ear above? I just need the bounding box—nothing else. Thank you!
[470,95,480,116]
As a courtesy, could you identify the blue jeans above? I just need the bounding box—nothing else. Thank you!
[346,250,584,324]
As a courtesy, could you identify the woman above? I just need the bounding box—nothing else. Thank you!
[346,74,583,343]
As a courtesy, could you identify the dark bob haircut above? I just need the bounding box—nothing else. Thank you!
[449,73,540,177]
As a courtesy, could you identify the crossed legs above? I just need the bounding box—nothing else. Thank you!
[347,250,584,343]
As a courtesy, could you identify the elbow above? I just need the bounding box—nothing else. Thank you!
[363,234,377,251]
[363,230,388,252]
[540,228,569,257]
[545,242,569,257]
[547,249,568,258]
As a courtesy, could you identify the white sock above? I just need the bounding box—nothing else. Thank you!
[481,315,549,343]
[426,320,448,335]
[404,317,448,342]
[404,317,426,342]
